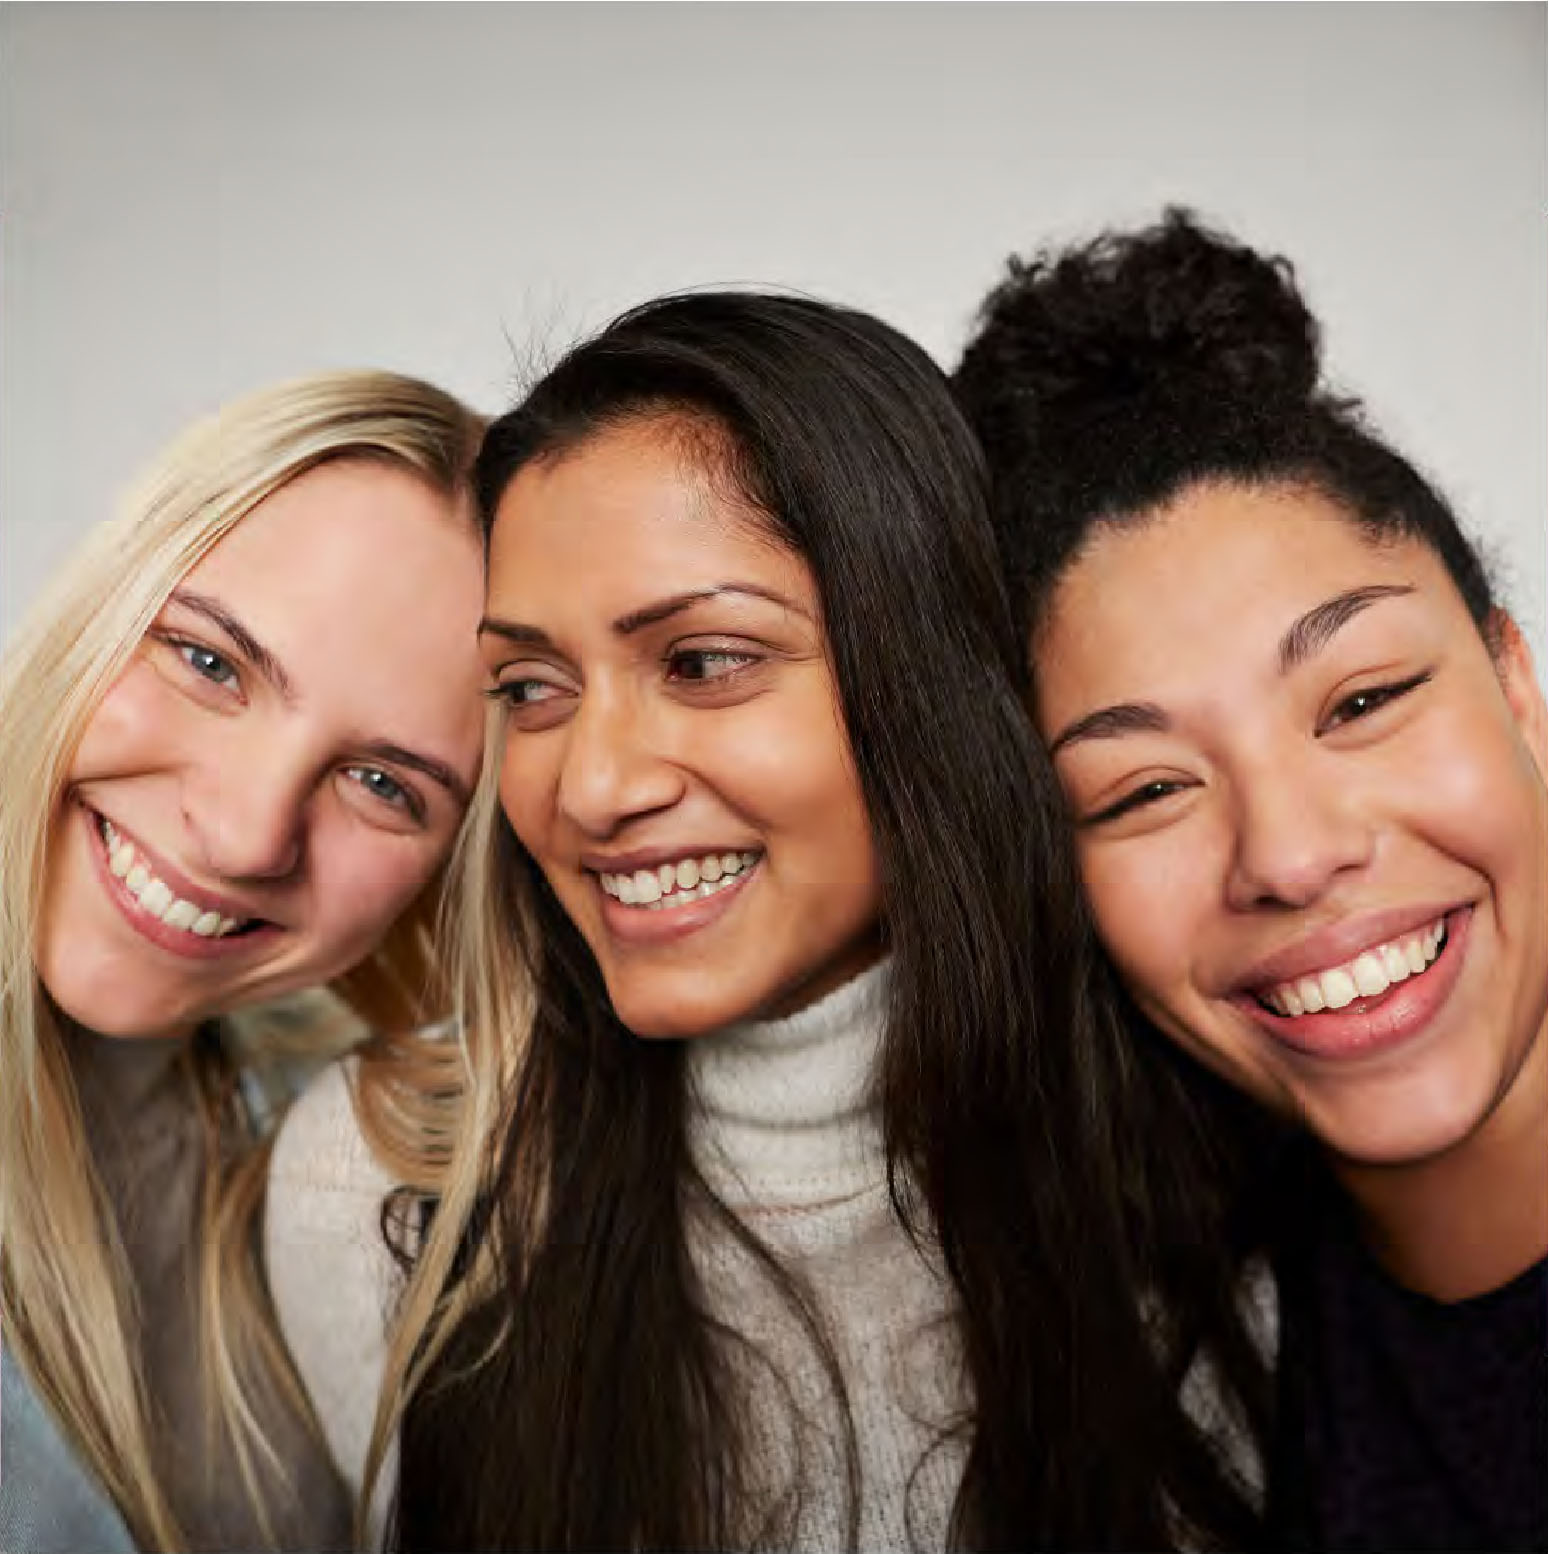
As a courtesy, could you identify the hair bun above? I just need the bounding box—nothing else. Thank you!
[959,207,1322,427]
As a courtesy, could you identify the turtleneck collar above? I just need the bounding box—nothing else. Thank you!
[687,958,891,1209]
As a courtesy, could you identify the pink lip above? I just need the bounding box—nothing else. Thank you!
[596,856,760,948]
[1235,901,1466,992]
[582,844,759,875]
[83,802,279,962]
[1233,905,1472,1060]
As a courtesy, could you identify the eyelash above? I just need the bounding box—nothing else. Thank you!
[1085,670,1435,826]
[1320,670,1432,732]
[1086,778,1194,826]
[343,764,424,823]
[485,645,763,711]
[159,633,241,693]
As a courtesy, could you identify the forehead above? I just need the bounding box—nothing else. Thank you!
[485,420,811,613]
[1038,481,1459,702]
[178,458,485,744]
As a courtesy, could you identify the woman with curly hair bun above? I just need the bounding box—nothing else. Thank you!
[956,210,1548,1552]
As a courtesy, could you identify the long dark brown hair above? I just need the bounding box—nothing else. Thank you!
[953,208,1510,1544]
[394,291,1263,1550]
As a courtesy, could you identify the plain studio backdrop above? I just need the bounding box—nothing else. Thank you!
[2,4,1543,681]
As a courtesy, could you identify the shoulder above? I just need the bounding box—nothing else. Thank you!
[1,1344,137,1554]
[264,1058,403,1501]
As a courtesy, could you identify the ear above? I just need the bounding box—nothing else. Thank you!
[1490,610,1548,783]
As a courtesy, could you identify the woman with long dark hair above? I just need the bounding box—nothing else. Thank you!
[272,290,1266,1550]
[955,211,1548,1552]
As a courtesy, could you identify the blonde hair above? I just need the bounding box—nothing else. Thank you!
[0,369,483,1549]
[359,719,538,1538]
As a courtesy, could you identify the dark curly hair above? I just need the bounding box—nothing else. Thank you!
[954,207,1497,650]
[952,210,1508,1548]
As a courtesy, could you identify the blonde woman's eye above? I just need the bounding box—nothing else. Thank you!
[667,648,758,683]
[345,765,422,821]
[175,640,239,688]
[485,679,563,707]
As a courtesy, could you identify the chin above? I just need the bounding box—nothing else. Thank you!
[604,968,764,1041]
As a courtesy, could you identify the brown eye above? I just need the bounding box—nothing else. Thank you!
[666,648,758,683]
[1321,671,1432,733]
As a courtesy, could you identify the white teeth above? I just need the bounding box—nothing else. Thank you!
[1321,968,1358,1010]
[599,850,762,911]
[1261,918,1448,1019]
[94,816,249,939]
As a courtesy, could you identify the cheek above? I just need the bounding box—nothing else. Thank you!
[1079,837,1204,1000]
[306,837,443,974]
[67,663,186,780]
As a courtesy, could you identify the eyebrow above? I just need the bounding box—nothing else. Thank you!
[479,582,808,648]
[1277,584,1415,673]
[168,589,296,700]
[356,741,471,807]
[169,590,469,805]
[1048,582,1418,755]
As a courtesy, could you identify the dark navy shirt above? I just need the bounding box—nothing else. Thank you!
[1269,1188,1548,1553]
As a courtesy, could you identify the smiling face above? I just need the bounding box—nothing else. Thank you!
[481,416,882,1039]
[1035,479,1548,1172]
[37,458,487,1041]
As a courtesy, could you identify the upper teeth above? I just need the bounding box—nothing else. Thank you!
[1260,919,1447,1016]
[599,850,759,911]
[99,819,244,938]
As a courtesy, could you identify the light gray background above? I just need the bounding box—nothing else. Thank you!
[4,4,1544,676]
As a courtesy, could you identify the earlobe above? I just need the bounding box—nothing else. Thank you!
[1491,611,1548,782]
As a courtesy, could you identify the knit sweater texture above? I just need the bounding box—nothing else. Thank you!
[265,962,970,1549]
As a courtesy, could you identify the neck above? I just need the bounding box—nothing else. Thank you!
[1334,1017,1548,1301]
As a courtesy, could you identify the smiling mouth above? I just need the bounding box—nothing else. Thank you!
[597,850,761,912]
[1253,917,1449,1017]
[94,813,264,939]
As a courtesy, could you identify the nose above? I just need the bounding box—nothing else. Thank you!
[1224,747,1373,911]
[181,733,309,881]
[554,683,684,838]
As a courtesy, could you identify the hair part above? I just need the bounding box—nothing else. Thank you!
[0,368,482,1548]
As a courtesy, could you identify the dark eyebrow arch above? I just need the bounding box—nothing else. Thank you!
[355,741,470,807]
[1278,584,1415,674]
[167,589,296,700]
[1048,701,1170,757]
[611,583,809,637]
[479,583,809,648]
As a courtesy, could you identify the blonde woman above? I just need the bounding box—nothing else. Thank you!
[0,370,487,1552]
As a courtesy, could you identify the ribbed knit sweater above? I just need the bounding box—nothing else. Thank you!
[266,962,970,1549]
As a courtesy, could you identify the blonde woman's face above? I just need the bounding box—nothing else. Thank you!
[38,460,487,1041]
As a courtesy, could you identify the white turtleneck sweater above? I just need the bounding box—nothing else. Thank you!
[265,963,969,1549]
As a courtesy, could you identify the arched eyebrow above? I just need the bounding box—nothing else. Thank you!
[1047,582,1418,755]
[168,589,296,700]
[1277,584,1415,673]
[479,581,808,648]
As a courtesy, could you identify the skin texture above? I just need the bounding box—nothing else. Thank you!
[481,417,883,1040]
[1036,479,1548,1296]
[38,458,487,1043]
